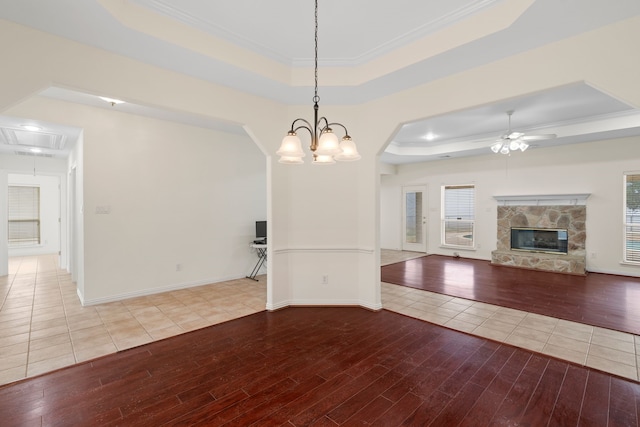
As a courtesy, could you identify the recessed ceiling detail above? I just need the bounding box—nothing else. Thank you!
[0,127,67,150]
[131,0,504,66]
[14,151,54,158]
[382,83,640,164]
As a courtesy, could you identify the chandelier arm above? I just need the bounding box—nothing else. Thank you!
[292,124,313,136]
[290,118,314,134]
[323,122,350,137]
[316,116,330,131]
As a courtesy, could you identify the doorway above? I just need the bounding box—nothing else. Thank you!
[402,185,427,252]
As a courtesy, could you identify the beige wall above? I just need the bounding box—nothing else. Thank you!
[5,97,266,303]
[1,14,639,306]
[381,136,640,277]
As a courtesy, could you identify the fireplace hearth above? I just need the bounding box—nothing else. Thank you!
[491,194,589,275]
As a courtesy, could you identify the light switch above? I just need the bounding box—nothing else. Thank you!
[95,205,111,214]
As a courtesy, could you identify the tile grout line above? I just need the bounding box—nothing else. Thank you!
[24,257,38,379]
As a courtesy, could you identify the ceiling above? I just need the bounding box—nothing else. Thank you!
[1,0,639,163]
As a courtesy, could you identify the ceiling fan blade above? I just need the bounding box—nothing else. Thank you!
[520,134,557,141]
[507,131,524,139]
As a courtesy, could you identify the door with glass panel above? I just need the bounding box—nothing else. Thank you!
[402,185,427,252]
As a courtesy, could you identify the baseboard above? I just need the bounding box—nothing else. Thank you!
[80,274,248,306]
[267,299,382,312]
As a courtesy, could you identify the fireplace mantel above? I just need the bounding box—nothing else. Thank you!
[493,194,590,206]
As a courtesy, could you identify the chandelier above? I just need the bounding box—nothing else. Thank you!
[276,0,361,165]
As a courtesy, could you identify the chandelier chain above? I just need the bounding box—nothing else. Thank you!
[313,0,319,103]
[276,0,360,164]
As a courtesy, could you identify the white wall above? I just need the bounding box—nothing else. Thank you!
[380,136,640,277]
[1,14,639,308]
[6,97,266,304]
[0,170,6,276]
[67,132,84,297]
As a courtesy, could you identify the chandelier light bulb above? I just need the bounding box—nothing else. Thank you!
[276,132,305,159]
[312,154,336,165]
[315,129,342,156]
[334,137,361,161]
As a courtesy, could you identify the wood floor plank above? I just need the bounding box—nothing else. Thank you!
[382,255,640,334]
[548,364,589,427]
[518,358,568,426]
[0,307,638,426]
[579,370,611,426]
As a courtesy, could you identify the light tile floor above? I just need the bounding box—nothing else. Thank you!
[380,249,640,382]
[0,254,266,386]
[0,251,638,387]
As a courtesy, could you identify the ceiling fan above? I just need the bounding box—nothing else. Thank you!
[490,110,556,154]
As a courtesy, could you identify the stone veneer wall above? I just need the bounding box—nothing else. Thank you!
[491,205,587,275]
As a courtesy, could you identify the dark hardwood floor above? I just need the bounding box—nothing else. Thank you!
[382,255,640,335]
[1,307,639,426]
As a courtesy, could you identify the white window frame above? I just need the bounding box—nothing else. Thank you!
[441,184,475,249]
[624,172,640,264]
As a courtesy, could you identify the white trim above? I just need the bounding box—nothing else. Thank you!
[493,194,591,206]
[76,286,85,305]
[439,245,476,251]
[273,247,375,255]
[266,300,291,311]
[267,299,383,311]
[620,261,640,268]
[590,266,640,278]
[79,274,249,306]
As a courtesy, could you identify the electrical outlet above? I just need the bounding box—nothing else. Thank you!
[176,263,182,272]
[321,275,329,284]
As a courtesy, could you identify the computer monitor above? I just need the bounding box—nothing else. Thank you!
[255,221,267,240]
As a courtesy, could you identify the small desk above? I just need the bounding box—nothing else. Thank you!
[247,243,267,281]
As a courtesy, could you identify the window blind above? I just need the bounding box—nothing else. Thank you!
[442,184,475,247]
[625,174,640,263]
[8,185,41,247]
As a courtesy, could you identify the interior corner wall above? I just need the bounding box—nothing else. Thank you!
[379,180,403,251]
[0,170,7,276]
[380,136,640,277]
[5,96,266,304]
[67,131,84,298]
[264,103,385,311]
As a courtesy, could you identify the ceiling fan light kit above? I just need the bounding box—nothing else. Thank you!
[490,110,555,155]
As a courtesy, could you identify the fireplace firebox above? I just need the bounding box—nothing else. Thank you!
[510,227,568,254]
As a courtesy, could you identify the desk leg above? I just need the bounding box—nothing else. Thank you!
[246,248,267,281]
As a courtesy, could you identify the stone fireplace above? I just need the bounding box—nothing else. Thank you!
[491,194,590,275]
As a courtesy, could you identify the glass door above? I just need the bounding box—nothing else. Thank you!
[402,185,427,252]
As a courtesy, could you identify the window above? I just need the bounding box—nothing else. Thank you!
[405,191,422,244]
[442,184,475,248]
[8,185,41,247]
[624,173,640,263]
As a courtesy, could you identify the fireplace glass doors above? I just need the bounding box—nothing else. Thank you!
[510,228,568,254]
